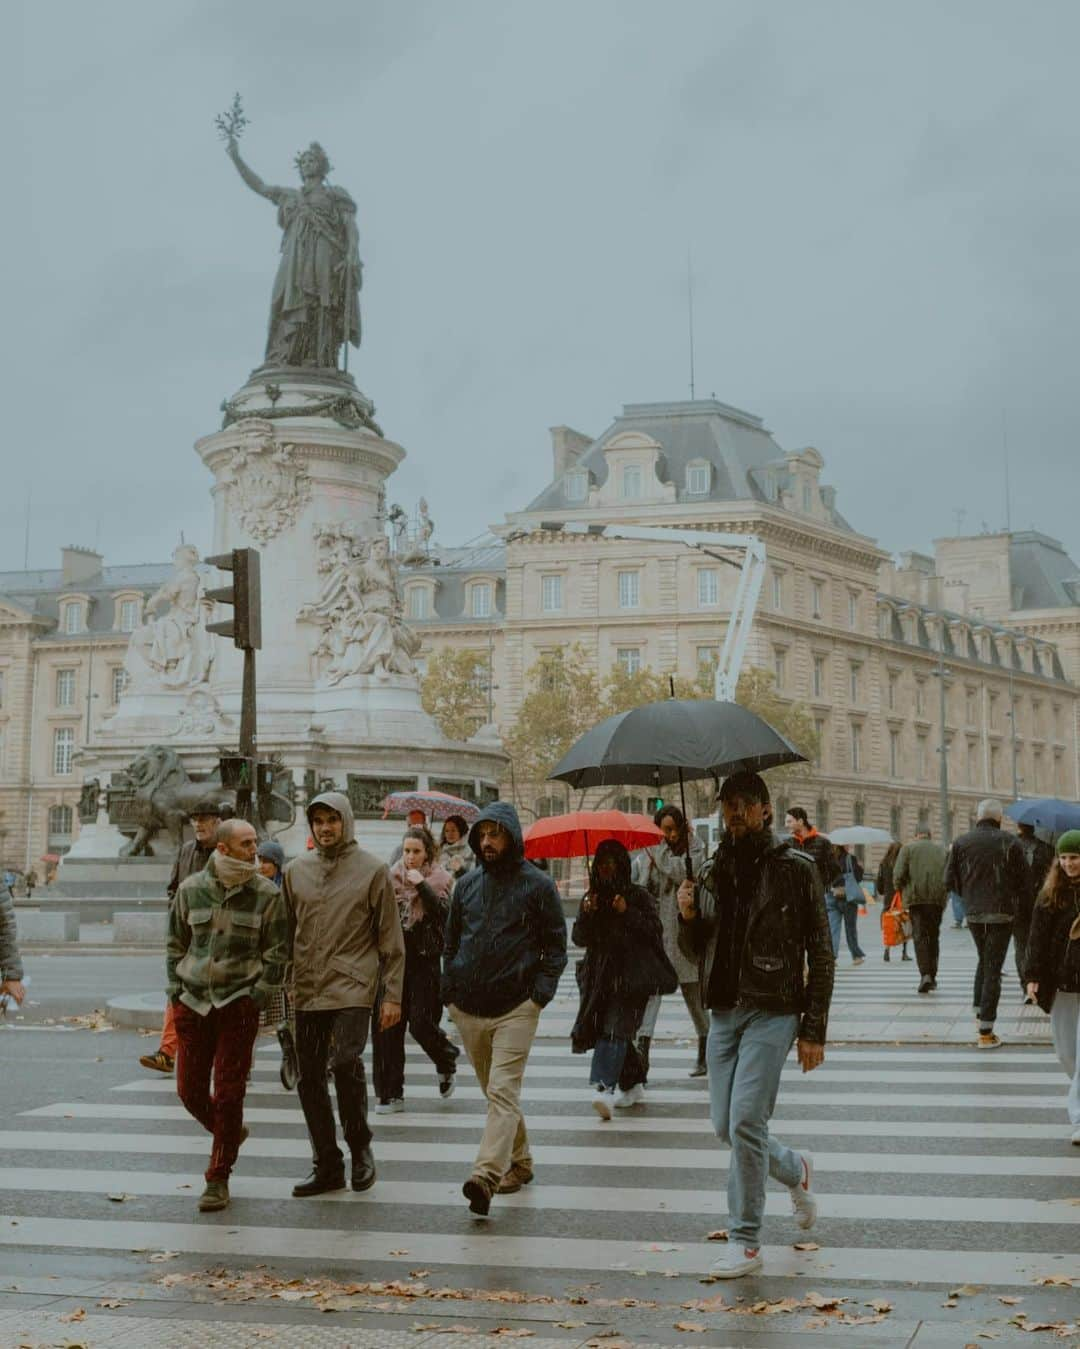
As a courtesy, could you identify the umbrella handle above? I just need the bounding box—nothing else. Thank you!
[678,767,694,883]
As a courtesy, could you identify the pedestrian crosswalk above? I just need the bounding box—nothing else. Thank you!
[1,919,1075,1344]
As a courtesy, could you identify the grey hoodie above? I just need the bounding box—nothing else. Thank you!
[283,791,405,1010]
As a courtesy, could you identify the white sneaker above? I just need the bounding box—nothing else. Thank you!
[614,1083,645,1109]
[591,1086,614,1121]
[709,1243,762,1278]
[375,1097,404,1114]
[789,1151,817,1230]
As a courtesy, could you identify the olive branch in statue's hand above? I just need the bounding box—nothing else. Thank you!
[214,93,249,144]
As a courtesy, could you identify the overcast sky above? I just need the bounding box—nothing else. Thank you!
[9,0,1079,572]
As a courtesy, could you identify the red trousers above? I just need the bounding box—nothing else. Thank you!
[160,1001,178,1058]
[173,997,260,1183]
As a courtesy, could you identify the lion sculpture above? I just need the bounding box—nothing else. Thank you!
[118,745,293,856]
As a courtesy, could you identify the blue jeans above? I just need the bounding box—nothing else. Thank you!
[707,1007,803,1247]
[590,1036,628,1089]
[826,898,865,959]
[949,892,966,926]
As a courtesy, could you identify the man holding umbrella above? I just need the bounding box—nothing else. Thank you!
[677,771,834,1279]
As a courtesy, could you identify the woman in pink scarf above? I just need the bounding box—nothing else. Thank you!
[373,826,459,1112]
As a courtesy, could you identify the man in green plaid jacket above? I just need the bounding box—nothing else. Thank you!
[167,817,288,1213]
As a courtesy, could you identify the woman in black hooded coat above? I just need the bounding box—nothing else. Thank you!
[571,839,677,1120]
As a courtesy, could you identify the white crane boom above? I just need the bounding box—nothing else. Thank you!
[555,524,767,702]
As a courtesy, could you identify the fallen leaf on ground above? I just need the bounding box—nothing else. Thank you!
[640,1242,681,1252]
[866,1298,892,1312]
[998,1295,1023,1305]
[409,1269,431,1278]
[555,1323,585,1330]
[750,1297,801,1315]
[674,1322,707,1333]
[107,1193,135,1203]
[388,1248,410,1255]
[705,1229,728,1242]
[1033,1275,1073,1287]
[147,1251,179,1263]
[942,1299,959,1308]
[803,1292,845,1310]
[97,1299,129,1309]
[490,1330,534,1338]
[793,1242,820,1251]
[949,1284,984,1297]
[59,1308,86,1323]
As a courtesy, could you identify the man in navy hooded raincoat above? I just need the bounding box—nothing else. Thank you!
[442,802,567,1216]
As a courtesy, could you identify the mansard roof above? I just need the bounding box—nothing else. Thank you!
[1008,531,1080,610]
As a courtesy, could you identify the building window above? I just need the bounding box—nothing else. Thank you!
[540,574,563,613]
[810,579,824,619]
[990,744,1001,787]
[111,666,129,704]
[0,671,5,708]
[47,804,74,855]
[772,648,787,689]
[989,692,1000,731]
[697,645,718,670]
[53,726,75,776]
[407,587,430,620]
[119,599,140,632]
[887,672,898,711]
[889,729,900,777]
[617,570,640,610]
[620,465,643,500]
[616,647,642,676]
[816,797,830,832]
[686,463,710,495]
[55,668,76,707]
[565,471,588,502]
[62,602,82,635]
[917,806,931,833]
[851,722,863,773]
[965,688,976,724]
[697,568,719,607]
[813,717,827,768]
[812,655,826,699]
[890,805,902,839]
[470,583,492,619]
[772,572,784,611]
[848,592,859,629]
[849,662,861,703]
[917,735,928,780]
[967,740,978,786]
[915,681,925,717]
[1033,750,1043,793]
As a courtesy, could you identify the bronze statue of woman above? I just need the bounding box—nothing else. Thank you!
[225,135,362,370]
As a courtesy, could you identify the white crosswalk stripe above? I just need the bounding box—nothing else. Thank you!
[2,1023,1077,1313]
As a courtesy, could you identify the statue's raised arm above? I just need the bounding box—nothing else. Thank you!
[225,138,287,206]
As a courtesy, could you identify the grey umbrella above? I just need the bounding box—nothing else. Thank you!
[548,698,806,879]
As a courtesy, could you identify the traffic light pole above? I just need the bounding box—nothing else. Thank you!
[237,647,257,822]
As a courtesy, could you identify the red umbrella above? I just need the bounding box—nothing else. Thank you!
[523,810,663,860]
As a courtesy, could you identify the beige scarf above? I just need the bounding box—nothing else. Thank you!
[211,852,259,892]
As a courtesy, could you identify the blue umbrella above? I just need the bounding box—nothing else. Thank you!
[1004,797,1080,835]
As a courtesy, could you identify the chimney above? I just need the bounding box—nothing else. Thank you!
[61,546,103,586]
[549,425,592,480]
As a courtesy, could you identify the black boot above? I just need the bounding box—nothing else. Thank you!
[351,1145,376,1192]
[689,1035,707,1078]
[292,1167,346,1198]
[636,1036,651,1084]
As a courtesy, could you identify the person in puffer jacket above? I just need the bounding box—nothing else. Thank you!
[442,801,567,1217]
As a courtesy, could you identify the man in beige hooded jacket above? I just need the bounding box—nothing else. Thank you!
[284,791,404,1196]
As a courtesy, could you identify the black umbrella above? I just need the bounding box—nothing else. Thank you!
[548,698,806,879]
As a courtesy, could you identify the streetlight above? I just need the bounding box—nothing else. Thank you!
[931,645,952,843]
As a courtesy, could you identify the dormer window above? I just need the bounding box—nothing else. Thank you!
[620,465,643,500]
[564,471,588,502]
[62,602,83,635]
[407,587,430,620]
[119,599,140,632]
[686,462,711,495]
[470,582,492,619]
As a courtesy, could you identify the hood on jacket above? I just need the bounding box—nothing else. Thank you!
[467,800,524,865]
[306,791,356,855]
[591,838,632,896]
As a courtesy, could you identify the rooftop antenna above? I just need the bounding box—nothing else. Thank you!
[23,488,30,569]
[686,249,696,401]
[1001,408,1012,535]
[953,507,967,534]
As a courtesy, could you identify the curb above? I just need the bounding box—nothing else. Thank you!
[106,992,165,1030]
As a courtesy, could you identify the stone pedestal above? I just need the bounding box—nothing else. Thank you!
[76,364,505,859]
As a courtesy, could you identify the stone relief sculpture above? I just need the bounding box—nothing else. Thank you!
[219,423,311,543]
[171,689,233,739]
[219,96,361,371]
[298,523,421,685]
[124,545,215,692]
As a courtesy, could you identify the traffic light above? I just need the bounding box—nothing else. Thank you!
[647,796,666,814]
[219,754,257,791]
[206,548,262,650]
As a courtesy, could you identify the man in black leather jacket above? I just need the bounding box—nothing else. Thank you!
[677,772,834,1281]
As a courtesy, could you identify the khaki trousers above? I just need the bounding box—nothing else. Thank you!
[449,997,540,1185]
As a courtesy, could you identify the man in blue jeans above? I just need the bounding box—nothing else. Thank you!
[678,773,835,1279]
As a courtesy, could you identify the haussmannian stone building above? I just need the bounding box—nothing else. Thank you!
[401,398,1080,840]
